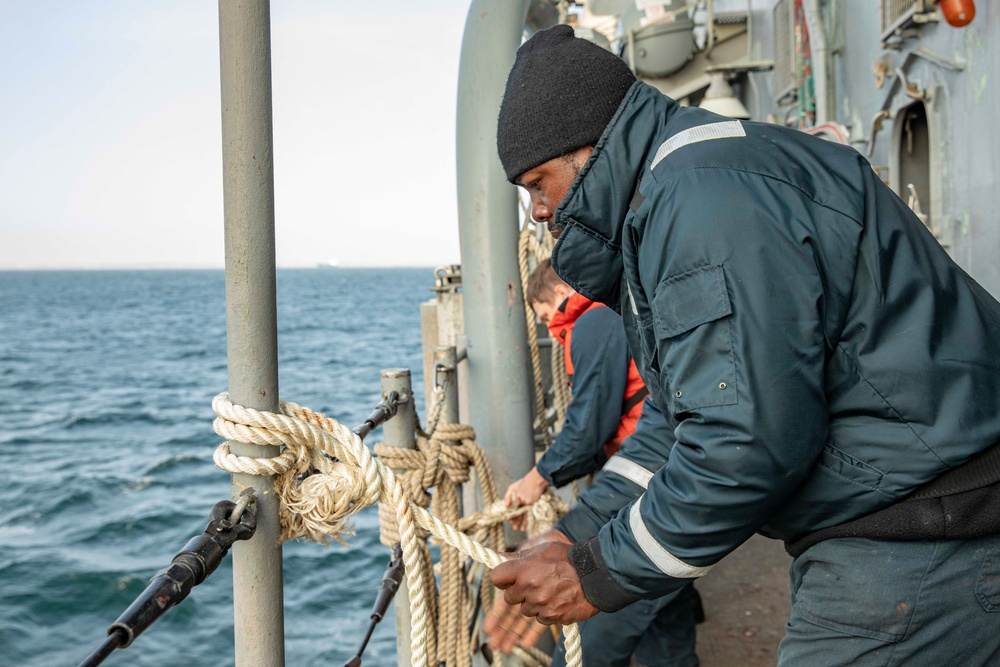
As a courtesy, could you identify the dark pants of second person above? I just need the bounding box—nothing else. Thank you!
[551,581,699,667]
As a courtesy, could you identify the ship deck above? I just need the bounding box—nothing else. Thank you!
[692,534,792,667]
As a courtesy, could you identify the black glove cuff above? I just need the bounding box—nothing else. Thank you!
[567,537,640,612]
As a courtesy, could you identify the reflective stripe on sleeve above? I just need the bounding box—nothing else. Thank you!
[628,499,714,578]
[626,278,639,315]
[603,456,654,489]
[651,120,746,170]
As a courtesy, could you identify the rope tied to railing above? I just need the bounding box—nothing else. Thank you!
[211,392,582,667]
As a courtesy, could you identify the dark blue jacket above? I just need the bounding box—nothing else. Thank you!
[551,81,1000,607]
[536,305,631,487]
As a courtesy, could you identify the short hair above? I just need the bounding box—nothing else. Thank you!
[526,258,568,305]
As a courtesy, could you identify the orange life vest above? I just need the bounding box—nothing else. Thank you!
[547,292,647,458]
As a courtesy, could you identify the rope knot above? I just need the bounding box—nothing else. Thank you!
[212,392,384,544]
[209,391,583,667]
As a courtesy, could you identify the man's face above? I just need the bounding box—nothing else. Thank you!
[516,146,594,238]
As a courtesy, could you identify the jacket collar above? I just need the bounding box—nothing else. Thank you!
[550,82,679,311]
[547,292,600,340]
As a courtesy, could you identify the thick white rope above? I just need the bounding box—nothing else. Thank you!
[211,392,582,667]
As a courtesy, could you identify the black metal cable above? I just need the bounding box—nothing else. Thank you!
[338,543,405,667]
[299,391,407,481]
[74,491,258,667]
[353,390,404,440]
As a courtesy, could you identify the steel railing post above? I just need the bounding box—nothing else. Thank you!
[219,0,284,665]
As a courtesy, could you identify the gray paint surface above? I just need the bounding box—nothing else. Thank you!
[738,0,999,295]
[218,0,285,665]
[455,0,537,508]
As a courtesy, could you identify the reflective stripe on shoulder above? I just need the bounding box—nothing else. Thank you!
[628,500,713,578]
[651,120,746,170]
[603,456,654,489]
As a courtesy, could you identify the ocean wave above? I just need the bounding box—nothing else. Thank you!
[142,453,204,476]
[65,409,178,428]
[2,268,431,666]
[118,476,159,492]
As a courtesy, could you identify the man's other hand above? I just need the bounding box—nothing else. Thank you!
[483,598,549,654]
[503,466,550,532]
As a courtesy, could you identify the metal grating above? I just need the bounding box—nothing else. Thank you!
[772,0,796,102]
[880,0,927,41]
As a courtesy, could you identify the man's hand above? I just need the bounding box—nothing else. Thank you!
[519,528,572,551]
[490,542,599,625]
[504,467,550,532]
[482,530,573,652]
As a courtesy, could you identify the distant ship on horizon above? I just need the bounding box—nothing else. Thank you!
[317,258,339,269]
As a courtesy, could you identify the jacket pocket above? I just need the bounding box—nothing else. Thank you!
[816,443,886,491]
[651,264,738,412]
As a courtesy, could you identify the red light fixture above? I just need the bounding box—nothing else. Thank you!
[939,0,976,27]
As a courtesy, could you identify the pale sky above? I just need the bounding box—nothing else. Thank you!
[0,0,473,269]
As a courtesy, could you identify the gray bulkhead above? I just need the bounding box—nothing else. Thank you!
[623,0,996,296]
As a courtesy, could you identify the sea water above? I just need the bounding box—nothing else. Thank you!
[0,268,434,666]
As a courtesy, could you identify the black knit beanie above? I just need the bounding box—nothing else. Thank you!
[497,24,636,183]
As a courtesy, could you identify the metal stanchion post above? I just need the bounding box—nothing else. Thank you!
[435,346,465,516]
[218,0,284,665]
[380,369,416,666]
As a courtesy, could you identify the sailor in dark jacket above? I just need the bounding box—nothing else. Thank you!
[504,258,647,520]
[489,25,1000,666]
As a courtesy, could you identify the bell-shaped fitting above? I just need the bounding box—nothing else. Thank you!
[698,73,751,120]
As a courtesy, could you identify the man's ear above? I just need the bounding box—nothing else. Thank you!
[553,284,572,301]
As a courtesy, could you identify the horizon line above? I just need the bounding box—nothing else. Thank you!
[0,263,448,272]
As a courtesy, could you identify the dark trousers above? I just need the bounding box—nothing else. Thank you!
[778,534,1000,666]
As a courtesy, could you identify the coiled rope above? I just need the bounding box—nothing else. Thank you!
[211,392,581,667]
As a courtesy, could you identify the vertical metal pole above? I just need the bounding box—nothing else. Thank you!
[434,346,459,427]
[381,368,416,667]
[802,0,831,124]
[456,335,471,426]
[455,0,536,515]
[434,346,464,516]
[219,1,284,666]
[421,300,441,402]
